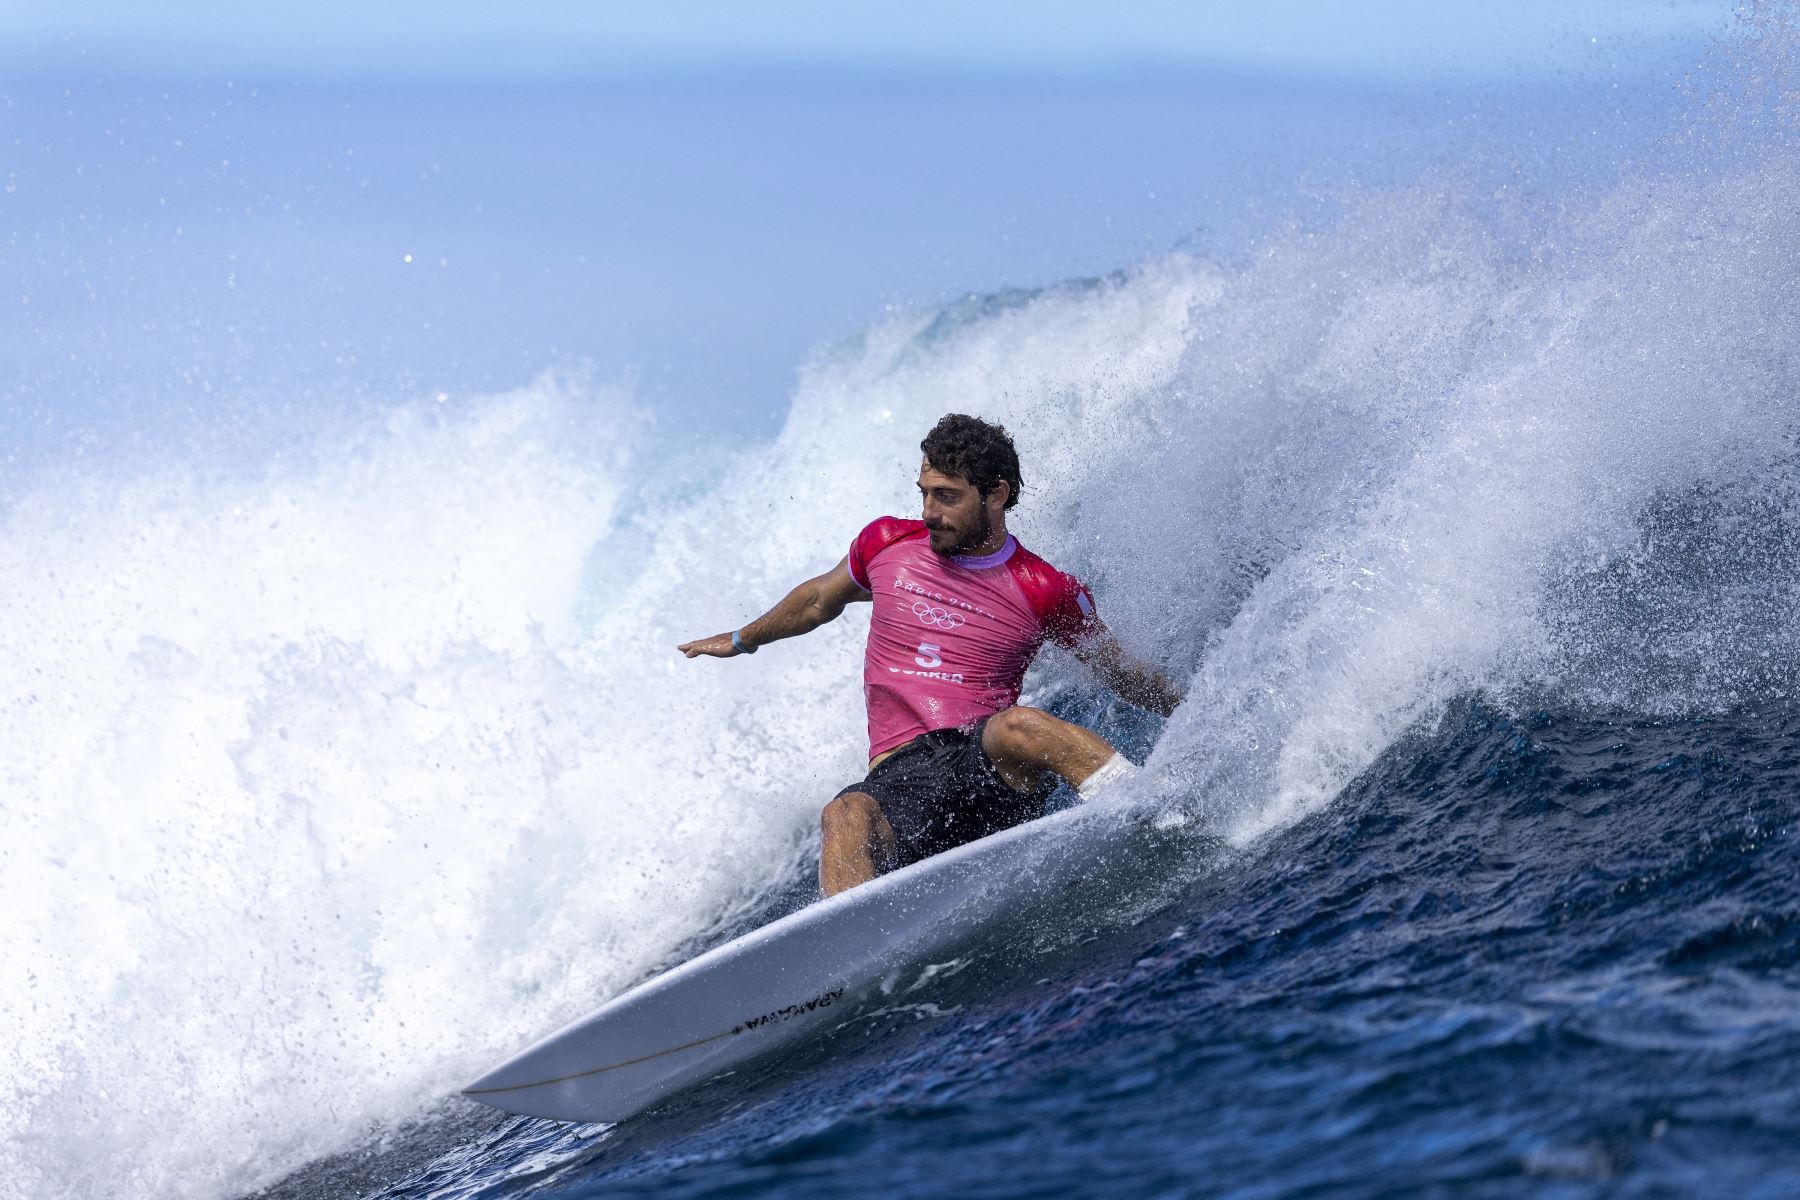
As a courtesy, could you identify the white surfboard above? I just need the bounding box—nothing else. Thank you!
[463,796,1184,1123]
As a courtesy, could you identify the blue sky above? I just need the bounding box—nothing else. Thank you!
[7,1,1736,81]
[1,0,1743,468]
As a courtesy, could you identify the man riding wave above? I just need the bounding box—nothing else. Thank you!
[680,414,1182,896]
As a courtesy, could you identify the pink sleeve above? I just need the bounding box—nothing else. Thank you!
[1008,551,1102,648]
[1043,573,1101,648]
[847,517,926,590]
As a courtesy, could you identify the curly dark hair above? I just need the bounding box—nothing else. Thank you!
[920,414,1024,509]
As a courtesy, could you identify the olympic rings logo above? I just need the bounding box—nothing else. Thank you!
[912,600,966,629]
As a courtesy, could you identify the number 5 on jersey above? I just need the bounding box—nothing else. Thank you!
[915,642,942,669]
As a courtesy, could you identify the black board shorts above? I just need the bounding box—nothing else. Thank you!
[836,718,1056,870]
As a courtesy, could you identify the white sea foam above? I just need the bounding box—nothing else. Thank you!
[0,373,845,1198]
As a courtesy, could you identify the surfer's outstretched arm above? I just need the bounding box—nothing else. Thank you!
[678,556,870,658]
[1071,626,1184,716]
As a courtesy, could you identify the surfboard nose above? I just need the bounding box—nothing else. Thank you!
[463,1039,576,1101]
[462,1056,535,1099]
[462,1064,509,1096]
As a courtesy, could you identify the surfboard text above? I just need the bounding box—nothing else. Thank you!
[731,986,847,1035]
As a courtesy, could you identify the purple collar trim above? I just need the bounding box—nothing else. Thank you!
[952,535,1017,570]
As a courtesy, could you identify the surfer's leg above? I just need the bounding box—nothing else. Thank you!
[820,790,900,897]
[981,706,1122,794]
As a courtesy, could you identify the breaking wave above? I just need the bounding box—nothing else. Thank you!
[5,9,1800,1197]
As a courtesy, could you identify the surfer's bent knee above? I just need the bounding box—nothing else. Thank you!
[821,790,898,878]
[821,790,880,837]
[982,705,1062,757]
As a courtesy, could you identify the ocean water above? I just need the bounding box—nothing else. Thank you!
[6,8,1800,1199]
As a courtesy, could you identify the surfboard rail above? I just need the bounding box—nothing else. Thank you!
[464,797,1162,1122]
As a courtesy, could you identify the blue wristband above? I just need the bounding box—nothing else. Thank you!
[732,629,757,654]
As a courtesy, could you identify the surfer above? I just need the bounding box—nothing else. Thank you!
[680,414,1182,896]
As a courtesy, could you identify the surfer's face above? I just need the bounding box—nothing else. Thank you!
[918,462,1006,556]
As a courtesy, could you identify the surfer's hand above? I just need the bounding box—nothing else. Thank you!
[678,633,741,659]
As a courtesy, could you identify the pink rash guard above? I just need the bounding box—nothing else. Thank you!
[847,516,1101,760]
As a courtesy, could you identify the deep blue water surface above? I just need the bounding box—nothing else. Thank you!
[353,702,1800,1198]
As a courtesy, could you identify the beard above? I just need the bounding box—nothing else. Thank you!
[927,503,992,556]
